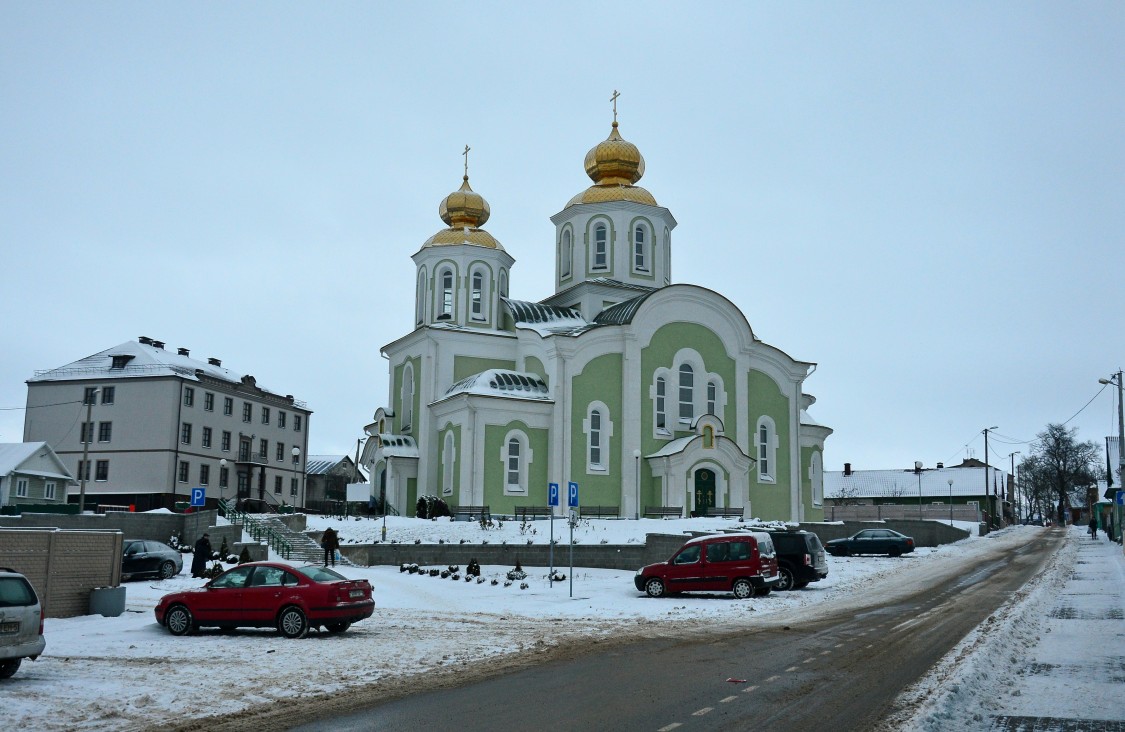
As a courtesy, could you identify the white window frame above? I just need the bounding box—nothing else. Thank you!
[439,267,455,319]
[757,416,778,483]
[469,266,490,322]
[401,362,415,433]
[633,223,649,272]
[654,376,668,435]
[16,479,28,498]
[678,364,694,424]
[583,401,614,473]
[560,229,573,278]
[45,481,56,500]
[416,268,427,325]
[500,430,531,494]
[810,451,823,506]
[442,432,455,496]
[593,223,608,270]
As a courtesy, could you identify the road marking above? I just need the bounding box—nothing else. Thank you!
[834,643,844,648]
[692,707,713,716]
[765,675,781,683]
[742,685,759,694]
[820,650,832,655]
[785,666,799,672]
[803,657,816,664]
[657,724,682,731]
[720,696,738,703]
[865,643,874,649]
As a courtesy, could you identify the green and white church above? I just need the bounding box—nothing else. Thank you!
[361,113,832,522]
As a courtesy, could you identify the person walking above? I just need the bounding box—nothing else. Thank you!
[1088,516,1098,540]
[191,533,213,578]
[321,527,339,567]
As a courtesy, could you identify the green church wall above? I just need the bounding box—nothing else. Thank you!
[481,420,550,513]
[570,352,624,507]
[747,368,791,519]
[524,356,547,382]
[392,357,422,434]
[453,356,516,382]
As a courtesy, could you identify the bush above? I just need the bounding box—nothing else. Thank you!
[238,547,252,564]
[415,495,451,520]
[466,559,481,577]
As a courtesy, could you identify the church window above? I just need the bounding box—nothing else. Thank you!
[440,268,454,318]
[471,270,485,321]
[561,230,572,278]
[442,432,455,496]
[584,401,613,472]
[502,430,530,494]
[416,270,426,325]
[593,224,607,270]
[507,439,520,484]
[401,363,414,433]
[703,425,714,449]
[633,225,648,271]
[655,377,667,431]
[810,451,823,506]
[757,416,777,483]
[590,410,603,467]
[707,381,717,415]
[499,270,508,298]
[678,364,694,423]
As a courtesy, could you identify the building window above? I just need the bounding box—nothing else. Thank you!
[223,397,233,416]
[276,443,284,462]
[181,423,192,445]
[634,225,648,271]
[501,431,530,494]
[589,410,603,468]
[441,268,454,318]
[16,479,27,498]
[101,386,115,404]
[204,392,214,411]
[242,403,252,422]
[183,387,194,407]
[416,269,427,325]
[80,421,94,444]
[45,481,56,500]
[202,427,212,448]
[221,431,231,452]
[499,270,508,298]
[561,230,572,278]
[290,478,298,496]
[507,439,521,486]
[442,432,455,496]
[84,387,98,405]
[678,364,694,423]
[757,417,777,483]
[810,452,823,506]
[593,223,607,269]
[471,270,484,320]
[278,411,286,429]
[261,407,270,425]
[178,461,189,483]
[401,364,414,433]
[707,381,717,415]
[274,476,283,494]
[95,460,109,481]
[655,377,667,432]
[200,464,210,485]
[259,439,268,459]
[294,415,303,432]
[219,467,229,488]
[111,355,130,369]
[584,402,613,472]
[98,422,112,443]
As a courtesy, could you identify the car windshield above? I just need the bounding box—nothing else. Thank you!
[672,545,701,565]
[297,566,346,582]
[756,537,776,558]
[0,577,37,607]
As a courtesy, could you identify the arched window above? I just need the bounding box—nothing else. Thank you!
[471,270,485,321]
[633,225,647,271]
[499,270,508,298]
[401,363,414,432]
[561,230,572,278]
[678,364,694,423]
[440,268,454,319]
[584,402,613,472]
[655,376,667,431]
[707,381,717,415]
[810,451,823,506]
[757,416,777,482]
[507,439,520,485]
[442,432,455,496]
[502,430,530,494]
[593,223,608,269]
[590,410,603,467]
[703,425,714,449]
[416,269,426,325]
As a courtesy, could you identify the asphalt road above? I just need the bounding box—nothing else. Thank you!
[290,532,1061,732]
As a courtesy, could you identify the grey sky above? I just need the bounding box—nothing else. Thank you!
[2,3,1122,475]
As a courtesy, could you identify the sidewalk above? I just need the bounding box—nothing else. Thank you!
[901,525,1125,731]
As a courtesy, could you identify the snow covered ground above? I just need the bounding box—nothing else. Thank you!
[2,517,1118,731]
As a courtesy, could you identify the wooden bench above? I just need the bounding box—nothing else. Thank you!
[513,506,554,521]
[645,506,684,519]
[579,505,621,519]
[703,507,745,520]
[450,505,491,521]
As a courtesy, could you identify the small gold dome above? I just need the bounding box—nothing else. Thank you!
[439,176,490,228]
[584,122,645,186]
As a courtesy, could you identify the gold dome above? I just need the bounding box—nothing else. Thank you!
[439,176,490,228]
[566,184,657,208]
[584,121,645,186]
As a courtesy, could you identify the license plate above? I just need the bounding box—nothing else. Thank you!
[0,621,18,634]
[349,589,364,599]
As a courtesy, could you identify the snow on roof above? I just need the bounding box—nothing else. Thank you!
[648,436,694,458]
[305,456,349,476]
[0,442,46,476]
[825,466,1007,499]
[443,369,552,401]
[504,298,592,336]
[373,434,419,458]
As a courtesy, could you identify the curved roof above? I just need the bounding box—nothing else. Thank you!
[444,369,551,401]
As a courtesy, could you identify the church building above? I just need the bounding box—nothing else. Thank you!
[361,109,832,522]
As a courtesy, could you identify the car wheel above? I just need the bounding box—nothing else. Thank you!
[732,578,754,599]
[644,578,666,598]
[278,606,309,639]
[776,567,795,591]
[159,560,177,579]
[165,605,194,636]
[889,547,902,558]
[0,658,21,679]
[325,622,350,634]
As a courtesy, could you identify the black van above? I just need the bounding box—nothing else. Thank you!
[763,529,828,591]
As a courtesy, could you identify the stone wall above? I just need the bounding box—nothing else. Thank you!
[796,519,971,547]
[0,528,123,618]
[0,509,219,545]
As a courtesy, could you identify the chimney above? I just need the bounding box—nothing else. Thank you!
[936,462,944,469]
[177,347,190,357]
[208,357,222,367]
[151,340,165,350]
[844,462,852,476]
[138,336,152,345]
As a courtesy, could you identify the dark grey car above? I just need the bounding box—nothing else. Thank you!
[764,529,829,590]
[122,540,183,580]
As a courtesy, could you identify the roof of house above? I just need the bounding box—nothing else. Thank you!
[825,466,1007,499]
[0,442,75,482]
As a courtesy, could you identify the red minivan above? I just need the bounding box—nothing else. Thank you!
[634,532,780,599]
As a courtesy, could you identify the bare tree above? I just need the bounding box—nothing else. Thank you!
[1018,424,1100,525]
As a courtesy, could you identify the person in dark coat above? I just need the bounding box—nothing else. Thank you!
[322,527,340,567]
[1089,516,1098,539]
[191,533,213,578]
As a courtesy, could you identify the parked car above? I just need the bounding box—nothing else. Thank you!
[764,529,829,590]
[634,532,780,599]
[0,567,46,680]
[154,561,374,638]
[825,529,915,557]
[122,539,183,580]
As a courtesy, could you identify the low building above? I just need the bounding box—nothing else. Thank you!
[0,442,75,509]
[304,455,362,514]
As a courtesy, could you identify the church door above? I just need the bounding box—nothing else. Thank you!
[694,469,716,517]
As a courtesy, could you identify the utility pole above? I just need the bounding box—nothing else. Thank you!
[1009,451,1020,522]
[78,387,98,513]
[983,426,998,528]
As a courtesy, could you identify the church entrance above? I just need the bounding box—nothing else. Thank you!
[693,468,716,517]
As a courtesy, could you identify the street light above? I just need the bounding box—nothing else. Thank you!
[78,387,99,513]
[1008,451,1021,524]
[948,478,954,526]
[914,461,923,521]
[633,449,641,520]
[291,446,301,512]
[983,426,998,528]
[219,458,228,504]
[1099,371,1123,542]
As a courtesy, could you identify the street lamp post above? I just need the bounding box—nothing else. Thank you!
[1098,371,1124,542]
[219,458,228,505]
[1008,451,1021,524]
[983,426,999,528]
[914,461,923,520]
[291,446,301,513]
[633,449,641,520]
[78,387,99,513]
[948,478,954,526]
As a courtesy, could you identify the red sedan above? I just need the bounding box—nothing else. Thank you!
[154,561,374,638]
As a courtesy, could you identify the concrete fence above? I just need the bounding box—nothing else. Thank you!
[824,504,981,523]
[0,528,123,618]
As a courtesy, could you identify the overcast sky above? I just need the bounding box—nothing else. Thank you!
[2,3,1123,476]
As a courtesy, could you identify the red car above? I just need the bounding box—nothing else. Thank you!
[154,561,374,638]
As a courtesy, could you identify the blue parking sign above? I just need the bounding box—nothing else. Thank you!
[190,487,205,507]
[1116,490,1124,506]
[548,483,559,507]
[568,481,579,507]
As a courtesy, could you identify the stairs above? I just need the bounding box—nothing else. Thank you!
[254,516,354,567]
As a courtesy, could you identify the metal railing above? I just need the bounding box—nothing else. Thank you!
[219,499,292,559]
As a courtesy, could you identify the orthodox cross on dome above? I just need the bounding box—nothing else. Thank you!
[463,144,471,179]
[610,90,620,124]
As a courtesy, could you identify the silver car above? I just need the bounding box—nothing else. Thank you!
[0,567,46,679]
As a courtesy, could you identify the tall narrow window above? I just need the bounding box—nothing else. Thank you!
[204,392,214,411]
[442,432,455,496]
[101,387,115,404]
[16,479,28,497]
[757,417,777,482]
[759,425,769,478]
[678,364,694,423]
[178,461,189,483]
[593,224,607,269]
[200,464,210,485]
[224,397,233,416]
[401,364,414,432]
[278,411,286,429]
[181,423,192,445]
[589,410,603,467]
[441,269,454,318]
[499,270,508,298]
[80,422,94,444]
[471,271,484,320]
[634,225,647,271]
[507,438,521,486]
[274,476,283,494]
[416,270,427,325]
[202,427,212,448]
[45,482,56,500]
[261,407,270,425]
[707,381,717,415]
[655,377,667,430]
[220,467,229,488]
[84,387,98,405]
[561,230,572,278]
[183,387,194,407]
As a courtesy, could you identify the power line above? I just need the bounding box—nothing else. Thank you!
[1062,384,1108,426]
[1,399,86,411]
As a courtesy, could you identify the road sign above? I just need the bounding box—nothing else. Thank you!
[190,487,205,507]
[548,482,559,507]
[568,481,579,507]
[1116,490,1124,506]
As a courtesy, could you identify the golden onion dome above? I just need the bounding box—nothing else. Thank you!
[425,175,504,250]
[567,121,656,210]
